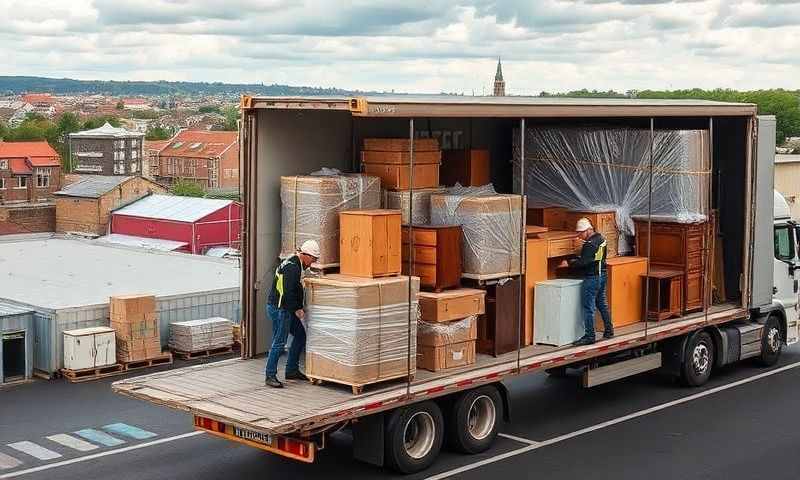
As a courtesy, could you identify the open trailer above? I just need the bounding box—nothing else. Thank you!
[113,96,798,474]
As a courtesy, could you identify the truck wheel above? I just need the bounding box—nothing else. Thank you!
[384,401,443,474]
[445,386,502,454]
[756,315,782,367]
[680,331,714,387]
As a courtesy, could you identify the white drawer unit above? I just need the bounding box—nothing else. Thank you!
[63,327,117,370]
[534,279,585,347]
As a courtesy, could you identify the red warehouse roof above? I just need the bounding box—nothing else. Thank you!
[161,131,238,159]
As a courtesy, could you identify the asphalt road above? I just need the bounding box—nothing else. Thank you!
[2,346,800,480]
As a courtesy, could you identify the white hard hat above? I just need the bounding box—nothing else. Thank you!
[575,217,593,232]
[299,240,320,259]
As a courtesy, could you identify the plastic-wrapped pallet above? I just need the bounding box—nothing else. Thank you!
[512,127,710,242]
[281,173,381,266]
[169,317,233,353]
[384,187,445,224]
[304,274,419,391]
[430,186,524,277]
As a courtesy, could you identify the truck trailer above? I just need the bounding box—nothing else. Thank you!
[113,96,798,474]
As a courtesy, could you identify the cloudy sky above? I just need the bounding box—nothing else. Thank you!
[2,0,799,94]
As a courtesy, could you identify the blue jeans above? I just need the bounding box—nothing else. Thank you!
[265,304,306,378]
[582,273,613,339]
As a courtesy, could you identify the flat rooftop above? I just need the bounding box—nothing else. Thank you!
[0,236,239,310]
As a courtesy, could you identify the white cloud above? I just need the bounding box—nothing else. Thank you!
[0,0,798,93]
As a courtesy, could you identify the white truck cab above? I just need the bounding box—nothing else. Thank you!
[772,190,799,345]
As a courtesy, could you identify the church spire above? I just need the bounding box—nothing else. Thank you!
[493,58,506,96]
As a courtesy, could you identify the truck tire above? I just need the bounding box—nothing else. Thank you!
[680,331,714,387]
[756,314,782,367]
[445,386,503,454]
[384,401,444,474]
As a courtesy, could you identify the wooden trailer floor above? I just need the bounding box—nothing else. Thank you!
[112,303,744,437]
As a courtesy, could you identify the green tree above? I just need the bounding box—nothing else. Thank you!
[198,105,221,114]
[222,105,239,131]
[171,179,206,198]
[116,101,124,110]
[53,112,82,171]
[145,125,174,141]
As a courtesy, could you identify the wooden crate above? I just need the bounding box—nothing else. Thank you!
[417,340,476,372]
[401,225,462,291]
[362,138,440,152]
[440,149,490,187]
[527,207,568,229]
[417,288,486,323]
[339,210,402,278]
[363,163,439,190]
[595,256,648,331]
[361,150,441,165]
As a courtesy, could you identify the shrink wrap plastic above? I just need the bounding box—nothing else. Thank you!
[280,173,381,266]
[512,127,710,238]
[384,187,446,224]
[418,315,476,346]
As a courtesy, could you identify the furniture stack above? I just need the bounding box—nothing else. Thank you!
[110,294,162,363]
[402,225,462,292]
[306,208,420,394]
[440,149,490,187]
[361,138,441,190]
[416,289,485,371]
[169,317,234,353]
[280,173,381,267]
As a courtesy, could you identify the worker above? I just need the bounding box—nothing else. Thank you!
[264,240,320,388]
[569,218,614,346]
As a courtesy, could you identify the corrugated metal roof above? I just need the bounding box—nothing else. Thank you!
[0,300,33,317]
[113,194,234,222]
[97,234,188,251]
[54,175,132,198]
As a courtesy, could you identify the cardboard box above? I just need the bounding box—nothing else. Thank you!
[417,288,486,322]
[116,336,162,362]
[110,294,156,321]
[363,163,439,190]
[418,316,477,346]
[440,149,490,187]
[339,210,402,278]
[417,340,476,371]
[112,317,158,340]
[305,274,420,387]
[280,174,381,266]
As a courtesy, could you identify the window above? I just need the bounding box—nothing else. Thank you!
[16,176,27,188]
[114,140,124,149]
[131,139,139,147]
[131,150,138,159]
[0,178,5,189]
[775,225,795,261]
[131,161,138,173]
[0,160,7,170]
[36,168,51,188]
[114,160,125,174]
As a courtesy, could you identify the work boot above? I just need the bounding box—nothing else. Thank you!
[603,330,615,339]
[265,376,283,388]
[284,371,308,381]
[572,336,595,346]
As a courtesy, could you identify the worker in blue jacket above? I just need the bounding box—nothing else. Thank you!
[569,218,614,346]
[264,240,319,388]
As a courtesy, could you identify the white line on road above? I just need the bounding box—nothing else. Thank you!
[45,434,98,452]
[6,443,60,462]
[426,360,800,480]
[0,432,204,479]
[497,433,541,446]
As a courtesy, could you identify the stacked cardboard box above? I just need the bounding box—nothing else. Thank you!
[416,289,485,371]
[110,294,162,362]
[169,317,233,352]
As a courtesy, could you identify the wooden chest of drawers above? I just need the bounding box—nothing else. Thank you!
[440,149,490,187]
[635,220,709,314]
[527,207,568,230]
[401,225,462,292]
[476,277,521,357]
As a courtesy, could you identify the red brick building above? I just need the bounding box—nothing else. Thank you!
[0,141,62,204]
[155,130,239,190]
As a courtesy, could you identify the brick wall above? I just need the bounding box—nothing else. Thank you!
[219,142,240,190]
[0,204,55,234]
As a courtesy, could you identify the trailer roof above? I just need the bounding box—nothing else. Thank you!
[243,94,758,118]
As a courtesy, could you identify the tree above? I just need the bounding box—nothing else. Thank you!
[116,101,124,110]
[145,125,174,141]
[198,105,221,114]
[222,105,239,131]
[171,179,206,198]
[53,112,82,171]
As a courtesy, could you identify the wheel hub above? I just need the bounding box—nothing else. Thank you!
[767,327,781,353]
[692,343,710,374]
[403,411,435,460]
[467,395,496,440]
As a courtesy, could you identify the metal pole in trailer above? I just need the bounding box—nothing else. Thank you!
[517,118,525,368]
[644,117,655,337]
[407,118,415,396]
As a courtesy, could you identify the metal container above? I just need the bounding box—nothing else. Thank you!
[0,301,35,383]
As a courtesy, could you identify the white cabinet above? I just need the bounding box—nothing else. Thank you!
[534,279,585,347]
[63,327,116,370]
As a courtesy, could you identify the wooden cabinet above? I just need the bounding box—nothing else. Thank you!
[527,207,568,229]
[524,238,548,346]
[595,256,648,331]
[417,288,486,323]
[635,220,709,313]
[476,277,521,357]
[363,163,439,190]
[339,210,401,277]
[641,267,683,321]
[440,149,490,187]
[401,225,462,291]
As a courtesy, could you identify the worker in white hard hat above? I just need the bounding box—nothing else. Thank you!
[264,239,320,388]
[568,218,614,346]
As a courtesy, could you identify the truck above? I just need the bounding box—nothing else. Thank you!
[113,96,798,474]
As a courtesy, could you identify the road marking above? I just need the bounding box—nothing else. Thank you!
[426,360,800,480]
[6,443,60,461]
[497,433,541,446]
[0,431,204,479]
[102,424,157,440]
[0,453,22,470]
[74,429,125,447]
[45,434,98,452]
